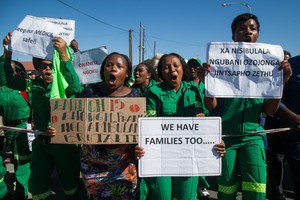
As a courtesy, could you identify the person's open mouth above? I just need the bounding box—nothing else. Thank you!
[171,75,177,83]
[45,72,52,77]
[108,74,116,84]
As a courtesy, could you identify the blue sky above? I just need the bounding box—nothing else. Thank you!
[1,0,299,65]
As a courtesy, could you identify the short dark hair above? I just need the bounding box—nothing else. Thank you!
[157,53,190,82]
[231,13,260,40]
[100,52,132,84]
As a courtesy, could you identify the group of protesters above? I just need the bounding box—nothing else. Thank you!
[0,12,299,200]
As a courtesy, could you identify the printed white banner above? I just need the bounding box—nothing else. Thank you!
[72,47,108,84]
[138,117,222,177]
[10,15,74,60]
[206,42,284,98]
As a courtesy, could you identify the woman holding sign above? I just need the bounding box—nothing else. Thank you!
[136,53,225,200]
[203,13,292,200]
[78,52,142,200]
[2,32,82,200]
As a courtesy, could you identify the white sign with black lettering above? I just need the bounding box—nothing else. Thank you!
[10,15,74,60]
[72,47,108,84]
[138,117,222,177]
[206,42,284,98]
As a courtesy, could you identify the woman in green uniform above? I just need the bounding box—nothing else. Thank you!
[132,62,160,199]
[132,62,160,96]
[136,53,225,200]
[2,32,82,200]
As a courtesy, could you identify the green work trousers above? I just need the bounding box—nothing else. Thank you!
[4,122,31,199]
[140,176,198,200]
[0,156,8,199]
[218,139,267,200]
[29,139,80,200]
[198,176,210,189]
[140,177,159,200]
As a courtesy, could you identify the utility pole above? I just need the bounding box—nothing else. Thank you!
[129,29,133,63]
[153,41,156,58]
[139,22,143,63]
[142,25,145,62]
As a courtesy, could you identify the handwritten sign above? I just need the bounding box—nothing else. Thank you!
[50,97,146,144]
[138,117,222,177]
[10,15,74,60]
[206,42,284,98]
[73,47,108,84]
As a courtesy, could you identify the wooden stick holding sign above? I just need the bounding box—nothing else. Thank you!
[222,127,292,138]
[0,125,47,135]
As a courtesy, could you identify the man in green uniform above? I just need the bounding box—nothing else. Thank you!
[206,13,292,200]
[2,32,82,200]
[0,57,31,199]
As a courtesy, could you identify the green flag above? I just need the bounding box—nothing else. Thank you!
[50,46,73,99]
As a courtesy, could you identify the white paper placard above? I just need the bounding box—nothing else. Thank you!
[72,47,108,84]
[206,42,283,98]
[138,117,222,177]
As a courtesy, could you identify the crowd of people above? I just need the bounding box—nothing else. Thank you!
[0,12,299,200]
